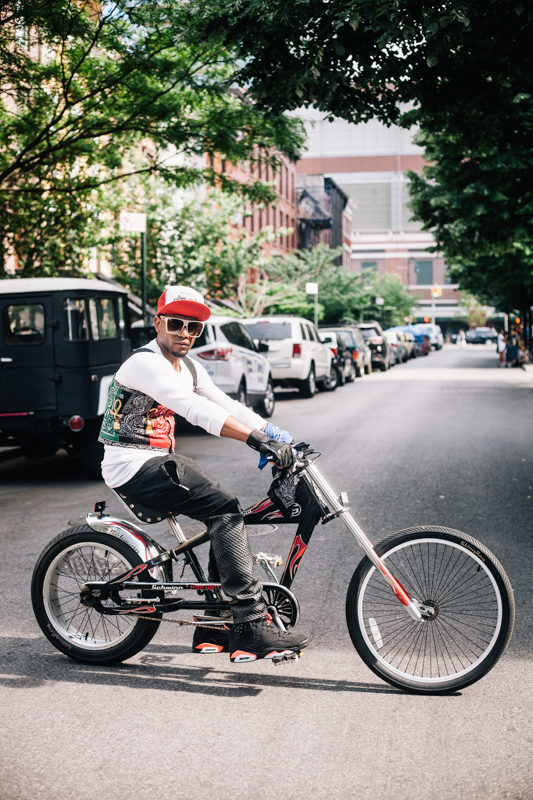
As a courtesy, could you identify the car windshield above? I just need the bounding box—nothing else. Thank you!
[359,327,379,340]
[243,321,292,340]
[335,330,354,347]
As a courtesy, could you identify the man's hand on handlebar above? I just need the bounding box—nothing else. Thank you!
[246,429,294,469]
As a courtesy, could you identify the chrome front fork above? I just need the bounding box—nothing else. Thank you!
[304,463,424,622]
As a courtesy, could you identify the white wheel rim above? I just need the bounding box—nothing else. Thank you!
[43,541,140,650]
[356,538,503,684]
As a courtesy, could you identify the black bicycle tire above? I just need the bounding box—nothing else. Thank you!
[32,525,161,665]
[345,526,514,694]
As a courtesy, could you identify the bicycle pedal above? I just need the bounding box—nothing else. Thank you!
[272,650,302,666]
[253,552,283,568]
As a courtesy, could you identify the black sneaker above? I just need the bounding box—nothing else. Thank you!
[192,620,230,654]
[229,617,310,663]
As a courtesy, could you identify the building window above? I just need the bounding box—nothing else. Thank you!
[416,261,433,285]
[250,205,254,233]
[362,261,377,271]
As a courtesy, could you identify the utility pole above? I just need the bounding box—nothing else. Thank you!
[119,211,148,323]
[141,231,147,325]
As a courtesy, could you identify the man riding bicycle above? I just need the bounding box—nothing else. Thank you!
[99,285,310,663]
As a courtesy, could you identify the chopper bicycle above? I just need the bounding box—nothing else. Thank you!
[31,443,515,694]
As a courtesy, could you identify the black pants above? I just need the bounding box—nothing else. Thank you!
[116,454,265,623]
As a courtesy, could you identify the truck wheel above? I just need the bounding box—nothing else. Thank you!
[20,436,58,460]
[299,365,316,398]
[78,421,105,480]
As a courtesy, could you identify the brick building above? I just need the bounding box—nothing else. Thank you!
[297,175,352,268]
[209,152,298,259]
[294,108,474,335]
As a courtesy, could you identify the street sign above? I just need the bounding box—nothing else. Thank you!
[119,211,147,233]
[305,282,318,295]
[375,296,385,306]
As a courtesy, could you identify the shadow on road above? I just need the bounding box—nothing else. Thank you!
[0,636,417,697]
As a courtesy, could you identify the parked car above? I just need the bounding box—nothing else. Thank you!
[319,331,356,385]
[394,326,430,356]
[384,329,408,364]
[319,326,372,377]
[356,321,392,371]
[465,327,497,345]
[394,329,412,361]
[242,316,333,397]
[0,277,132,478]
[415,323,444,349]
[189,316,275,417]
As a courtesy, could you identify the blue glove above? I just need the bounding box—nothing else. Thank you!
[258,423,293,469]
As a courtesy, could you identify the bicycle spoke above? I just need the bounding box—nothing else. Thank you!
[358,537,502,681]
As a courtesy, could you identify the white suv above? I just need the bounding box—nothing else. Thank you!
[189,316,275,417]
[241,316,333,398]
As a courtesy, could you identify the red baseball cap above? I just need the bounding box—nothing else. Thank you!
[157,286,211,321]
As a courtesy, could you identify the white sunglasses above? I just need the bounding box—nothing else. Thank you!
[159,316,205,337]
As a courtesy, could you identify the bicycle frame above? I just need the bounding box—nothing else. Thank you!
[83,448,426,622]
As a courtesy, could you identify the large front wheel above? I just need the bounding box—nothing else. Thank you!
[32,526,161,665]
[346,527,514,694]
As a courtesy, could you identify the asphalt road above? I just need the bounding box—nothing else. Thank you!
[1,344,532,800]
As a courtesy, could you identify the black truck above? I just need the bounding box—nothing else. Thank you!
[0,277,132,478]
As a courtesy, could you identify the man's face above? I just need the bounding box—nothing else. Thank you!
[154,315,198,360]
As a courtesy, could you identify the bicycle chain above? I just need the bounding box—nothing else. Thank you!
[126,613,227,631]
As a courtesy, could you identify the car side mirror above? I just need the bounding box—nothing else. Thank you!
[257,341,269,353]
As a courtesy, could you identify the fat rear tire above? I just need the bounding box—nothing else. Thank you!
[32,526,161,665]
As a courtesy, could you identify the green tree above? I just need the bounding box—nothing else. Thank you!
[250,244,416,325]
[96,183,291,309]
[367,272,418,329]
[192,1,533,312]
[0,0,303,276]
[407,120,533,314]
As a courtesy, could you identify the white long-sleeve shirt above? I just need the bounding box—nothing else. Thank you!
[101,339,265,487]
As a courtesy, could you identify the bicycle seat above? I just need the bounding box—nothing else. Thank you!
[110,488,174,524]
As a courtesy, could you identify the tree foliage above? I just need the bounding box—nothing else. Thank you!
[192,0,533,311]
[252,244,417,325]
[0,0,303,276]
[96,183,290,309]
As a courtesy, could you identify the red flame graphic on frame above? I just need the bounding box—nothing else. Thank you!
[288,534,307,579]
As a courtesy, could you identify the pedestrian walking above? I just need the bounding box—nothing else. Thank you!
[457,329,467,348]
[497,330,507,366]
[506,331,519,367]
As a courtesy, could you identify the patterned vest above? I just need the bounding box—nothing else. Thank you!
[98,349,197,453]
